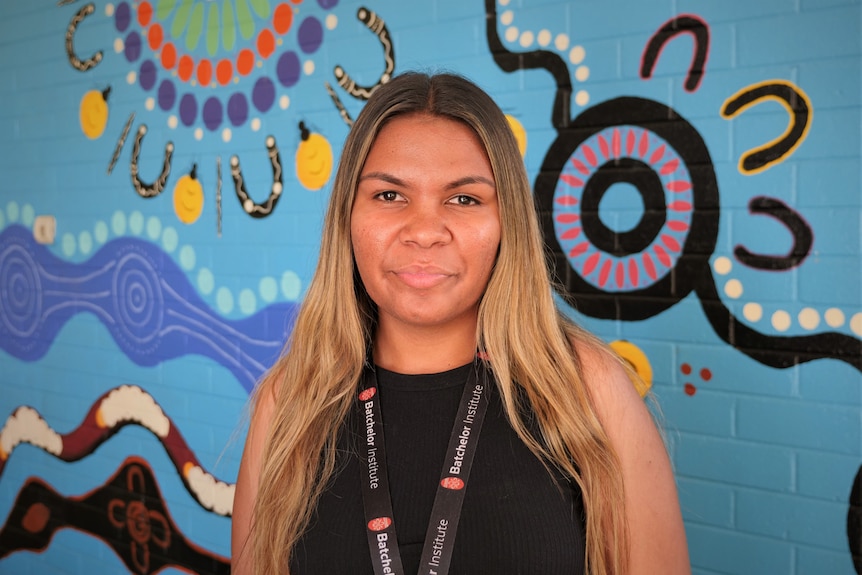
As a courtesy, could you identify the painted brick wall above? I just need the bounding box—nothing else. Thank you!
[0,1,859,574]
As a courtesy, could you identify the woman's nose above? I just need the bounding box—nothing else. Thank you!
[399,204,451,248]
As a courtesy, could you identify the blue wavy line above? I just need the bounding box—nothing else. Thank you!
[0,225,296,392]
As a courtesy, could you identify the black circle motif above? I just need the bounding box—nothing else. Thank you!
[535,96,720,320]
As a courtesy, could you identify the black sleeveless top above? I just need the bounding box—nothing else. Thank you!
[289,363,587,574]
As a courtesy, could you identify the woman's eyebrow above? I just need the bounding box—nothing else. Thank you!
[445,175,496,190]
[357,171,405,186]
[357,172,495,190]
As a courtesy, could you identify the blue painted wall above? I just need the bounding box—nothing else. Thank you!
[0,1,859,573]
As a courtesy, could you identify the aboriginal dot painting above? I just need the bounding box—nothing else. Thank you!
[1,1,860,573]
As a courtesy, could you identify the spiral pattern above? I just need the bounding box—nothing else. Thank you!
[0,242,42,338]
[112,249,164,348]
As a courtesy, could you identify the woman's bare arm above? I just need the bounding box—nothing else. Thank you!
[231,389,276,575]
[579,343,691,574]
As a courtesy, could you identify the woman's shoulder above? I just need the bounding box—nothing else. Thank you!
[568,334,658,455]
[570,336,638,406]
[571,335,692,573]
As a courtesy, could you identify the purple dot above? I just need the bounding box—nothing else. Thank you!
[276,51,301,87]
[125,31,142,62]
[139,60,157,91]
[227,93,249,127]
[115,2,131,32]
[202,97,223,131]
[298,17,323,54]
[179,94,197,126]
[317,0,338,8]
[158,80,176,110]
[252,77,275,112]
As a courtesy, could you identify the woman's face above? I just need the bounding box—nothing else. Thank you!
[351,113,501,334]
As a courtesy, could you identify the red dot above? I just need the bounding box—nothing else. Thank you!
[684,383,697,396]
[138,1,153,26]
[700,368,712,381]
[216,59,233,85]
[160,42,177,69]
[273,3,294,35]
[681,363,692,375]
[257,29,276,59]
[148,23,163,51]
[291,0,303,4]
[236,49,255,76]
[197,59,213,86]
[367,516,391,531]
[177,55,194,81]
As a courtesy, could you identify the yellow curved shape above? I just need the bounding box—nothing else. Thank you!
[610,340,653,398]
[79,89,108,139]
[173,173,205,224]
[296,132,334,191]
[506,114,527,158]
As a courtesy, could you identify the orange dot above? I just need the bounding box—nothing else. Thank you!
[273,3,294,35]
[161,42,177,69]
[257,29,275,59]
[680,363,692,375]
[148,23,163,51]
[216,59,233,85]
[197,59,213,86]
[290,0,303,4]
[138,1,153,26]
[684,383,697,396]
[700,368,712,381]
[236,49,254,76]
[178,55,194,81]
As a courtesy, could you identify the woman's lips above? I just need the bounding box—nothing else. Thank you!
[392,266,452,289]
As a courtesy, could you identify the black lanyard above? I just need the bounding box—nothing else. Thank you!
[357,361,490,575]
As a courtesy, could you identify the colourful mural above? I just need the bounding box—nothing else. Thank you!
[0,1,859,574]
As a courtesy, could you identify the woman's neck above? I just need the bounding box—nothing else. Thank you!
[372,319,477,374]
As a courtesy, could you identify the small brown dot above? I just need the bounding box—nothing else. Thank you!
[22,503,50,533]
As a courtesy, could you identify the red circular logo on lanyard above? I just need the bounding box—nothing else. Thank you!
[440,477,465,490]
[359,387,377,402]
[367,516,392,531]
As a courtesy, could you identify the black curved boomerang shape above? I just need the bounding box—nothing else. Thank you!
[849,465,862,574]
[640,14,709,92]
[734,196,813,270]
[721,81,811,174]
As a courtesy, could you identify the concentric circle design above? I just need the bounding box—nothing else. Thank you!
[0,243,43,338]
[112,249,165,347]
[115,0,335,132]
[125,501,152,542]
[553,125,693,292]
[536,96,719,320]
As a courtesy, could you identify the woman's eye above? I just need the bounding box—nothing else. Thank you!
[451,195,479,206]
[377,191,399,201]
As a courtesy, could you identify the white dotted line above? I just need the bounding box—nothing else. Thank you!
[0,203,302,316]
[713,256,861,337]
[497,0,590,107]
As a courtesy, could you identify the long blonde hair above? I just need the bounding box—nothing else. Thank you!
[248,72,628,574]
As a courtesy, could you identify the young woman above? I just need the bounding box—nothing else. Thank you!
[231,72,690,574]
